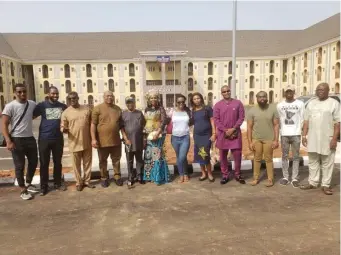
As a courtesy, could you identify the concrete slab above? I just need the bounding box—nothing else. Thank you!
[0,166,339,255]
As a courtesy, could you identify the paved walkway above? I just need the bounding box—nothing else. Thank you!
[0,166,339,255]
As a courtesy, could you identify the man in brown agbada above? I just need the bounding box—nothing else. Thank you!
[61,92,95,191]
[91,91,124,187]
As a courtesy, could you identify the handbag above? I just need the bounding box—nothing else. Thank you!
[0,101,29,147]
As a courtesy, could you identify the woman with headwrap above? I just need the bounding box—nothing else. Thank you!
[143,90,170,185]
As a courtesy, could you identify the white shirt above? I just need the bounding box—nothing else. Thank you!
[304,97,340,155]
[172,111,190,137]
[277,99,305,136]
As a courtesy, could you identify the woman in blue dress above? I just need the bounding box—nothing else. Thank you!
[143,89,170,185]
[191,92,216,182]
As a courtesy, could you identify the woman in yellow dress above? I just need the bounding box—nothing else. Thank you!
[143,90,170,185]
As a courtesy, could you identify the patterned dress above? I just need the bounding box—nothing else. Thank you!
[143,106,170,185]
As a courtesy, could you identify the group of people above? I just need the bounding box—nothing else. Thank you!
[0,82,339,200]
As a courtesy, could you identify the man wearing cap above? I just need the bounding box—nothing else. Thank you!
[277,85,305,188]
[121,96,146,188]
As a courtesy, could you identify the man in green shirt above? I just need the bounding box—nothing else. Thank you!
[247,91,280,187]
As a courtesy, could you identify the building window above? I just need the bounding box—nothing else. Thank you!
[86,64,92,77]
[208,77,213,90]
[64,64,70,78]
[335,83,340,94]
[249,91,254,105]
[167,65,174,72]
[0,95,4,111]
[207,92,213,107]
[188,62,193,76]
[130,79,136,92]
[282,59,288,73]
[304,53,308,68]
[0,60,2,74]
[228,76,232,87]
[188,93,193,107]
[148,66,155,72]
[108,79,114,92]
[318,47,323,64]
[87,79,93,93]
[208,62,213,75]
[250,61,255,73]
[129,63,135,76]
[317,66,322,81]
[188,78,193,91]
[269,91,274,103]
[44,80,50,94]
[291,72,295,84]
[166,94,174,108]
[0,77,3,92]
[11,79,16,92]
[269,60,274,73]
[269,75,274,88]
[249,75,255,88]
[42,65,49,78]
[65,80,71,93]
[335,63,340,79]
[303,87,307,96]
[108,64,113,77]
[228,61,232,75]
[282,74,287,82]
[88,95,94,108]
[337,41,340,60]
[303,70,308,83]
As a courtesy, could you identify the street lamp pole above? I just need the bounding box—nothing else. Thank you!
[231,0,237,99]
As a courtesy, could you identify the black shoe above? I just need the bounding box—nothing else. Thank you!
[127,181,134,189]
[101,179,109,188]
[139,179,146,185]
[54,183,67,191]
[235,176,246,184]
[40,186,48,196]
[220,177,229,185]
[115,178,124,186]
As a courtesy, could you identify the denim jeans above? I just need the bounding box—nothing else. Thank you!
[171,134,190,176]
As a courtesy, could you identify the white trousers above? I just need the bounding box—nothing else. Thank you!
[308,151,336,187]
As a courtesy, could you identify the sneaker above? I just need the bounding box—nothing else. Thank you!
[54,183,67,191]
[101,179,109,188]
[280,178,289,186]
[20,190,33,200]
[127,181,133,189]
[291,180,300,188]
[26,184,39,193]
[40,185,48,196]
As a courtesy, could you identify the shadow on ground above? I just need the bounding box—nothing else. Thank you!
[0,166,339,255]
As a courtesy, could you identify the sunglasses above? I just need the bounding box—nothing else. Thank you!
[222,90,231,94]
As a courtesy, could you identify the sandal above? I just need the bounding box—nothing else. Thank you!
[178,176,184,183]
[250,179,259,186]
[199,175,207,181]
[265,179,274,187]
[184,175,189,182]
[208,176,215,182]
[300,184,317,190]
[322,187,333,195]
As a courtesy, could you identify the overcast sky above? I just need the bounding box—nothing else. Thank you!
[0,1,339,32]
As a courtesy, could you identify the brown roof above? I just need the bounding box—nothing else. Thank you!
[0,13,339,62]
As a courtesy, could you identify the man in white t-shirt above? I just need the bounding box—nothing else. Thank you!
[277,85,304,188]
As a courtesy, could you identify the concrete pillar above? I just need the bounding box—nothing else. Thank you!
[161,62,166,106]
[141,59,146,107]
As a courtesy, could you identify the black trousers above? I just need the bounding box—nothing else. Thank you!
[38,137,64,187]
[11,137,38,188]
[125,149,143,182]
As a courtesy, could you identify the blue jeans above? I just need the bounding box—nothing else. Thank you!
[171,134,190,176]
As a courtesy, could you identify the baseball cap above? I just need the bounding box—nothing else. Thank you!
[284,85,295,91]
[125,96,135,103]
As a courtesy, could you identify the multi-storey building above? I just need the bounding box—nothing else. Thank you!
[0,13,339,111]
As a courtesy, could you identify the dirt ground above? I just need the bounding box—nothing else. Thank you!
[0,166,339,255]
